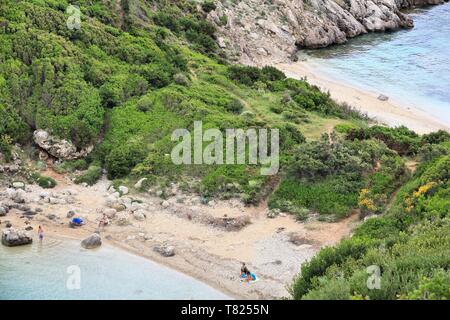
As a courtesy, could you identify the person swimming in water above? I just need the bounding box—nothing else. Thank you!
[38,225,44,242]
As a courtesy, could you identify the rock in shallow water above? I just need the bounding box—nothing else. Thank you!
[1,228,33,247]
[81,233,102,249]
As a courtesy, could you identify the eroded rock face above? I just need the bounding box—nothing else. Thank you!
[33,130,93,160]
[208,0,447,64]
[1,228,33,246]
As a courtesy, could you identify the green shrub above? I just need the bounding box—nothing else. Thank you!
[0,135,13,162]
[32,173,57,188]
[173,73,190,86]
[74,165,102,186]
[54,159,88,173]
[346,126,420,156]
[136,95,153,112]
[201,1,216,13]
[105,143,147,179]
[421,130,450,145]
[225,98,244,114]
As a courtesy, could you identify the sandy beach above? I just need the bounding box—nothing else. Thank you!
[1,169,359,300]
[276,62,450,135]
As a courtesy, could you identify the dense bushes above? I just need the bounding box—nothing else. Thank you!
[228,65,286,86]
[345,126,450,157]
[0,135,13,162]
[270,134,406,218]
[0,104,29,144]
[151,3,218,55]
[291,149,450,300]
[105,142,147,179]
[346,126,420,156]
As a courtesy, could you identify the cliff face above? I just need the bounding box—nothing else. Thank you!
[208,0,448,65]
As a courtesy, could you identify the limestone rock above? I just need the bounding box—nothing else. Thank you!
[33,129,93,160]
[116,212,131,226]
[0,205,9,217]
[12,181,25,189]
[161,201,170,208]
[2,228,33,246]
[118,186,129,195]
[134,178,147,189]
[153,244,175,257]
[133,210,146,221]
[81,233,102,249]
[103,208,117,219]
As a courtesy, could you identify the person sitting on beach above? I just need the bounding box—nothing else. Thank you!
[245,271,253,283]
[240,262,249,277]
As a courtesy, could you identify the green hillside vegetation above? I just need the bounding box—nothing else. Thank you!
[291,143,450,300]
[0,0,363,204]
[0,0,449,300]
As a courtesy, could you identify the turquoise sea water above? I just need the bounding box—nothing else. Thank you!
[0,237,230,300]
[302,3,450,126]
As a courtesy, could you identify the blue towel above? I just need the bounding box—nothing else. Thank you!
[72,217,83,224]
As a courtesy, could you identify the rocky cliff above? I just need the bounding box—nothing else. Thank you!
[208,0,448,65]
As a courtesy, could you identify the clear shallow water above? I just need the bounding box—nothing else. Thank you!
[302,3,450,125]
[0,237,230,300]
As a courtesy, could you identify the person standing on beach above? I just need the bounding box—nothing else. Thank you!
[38,225,44,242]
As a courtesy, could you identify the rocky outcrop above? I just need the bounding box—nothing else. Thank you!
[208,0,448,64]
[81,233,102,249]
[2,228,33,246]
[33,130,93,160]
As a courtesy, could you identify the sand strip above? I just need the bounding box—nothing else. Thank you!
[276,62,450,134]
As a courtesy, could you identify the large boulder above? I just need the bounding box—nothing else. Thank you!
[81,233,102,249]
[2,228,33,247]
[33,129,93,160]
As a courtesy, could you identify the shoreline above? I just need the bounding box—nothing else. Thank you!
[276,61,450,135]
[2,208,242,300]
[1,173,359,300]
